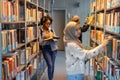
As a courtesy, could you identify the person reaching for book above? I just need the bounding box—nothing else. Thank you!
[70,15,94,42]
[63,21,111,80]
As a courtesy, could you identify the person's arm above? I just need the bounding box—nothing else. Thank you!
[67,39,109,60]
[85,39,109,60]
[85,44,104,60]
[81,24,89,32]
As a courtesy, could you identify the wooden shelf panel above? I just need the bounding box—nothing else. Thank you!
[106,5,120,12]
[105,30,120,37]
[96,9,104,13]
[91,26,104,30]
[1,21,25,24]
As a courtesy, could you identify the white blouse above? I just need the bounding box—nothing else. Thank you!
[65,42,104,75]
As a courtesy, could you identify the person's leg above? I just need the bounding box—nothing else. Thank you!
[51,50,57,79]
[42,46,53,80]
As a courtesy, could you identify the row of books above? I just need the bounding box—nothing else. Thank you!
[17,27,37,43]
[26,8,42,22]
[90,30,104,44]
[103,57,120,80]
[104,38,120,61]
[90,0,120,13]
[97,13,104,28]
[93,36,120,62]
[94,62,106,80]
[19,2,43,22]
[96,0,105,11]
[2,42,39,80]
[94,38,120,80]
[15,60,37,80]
[38,11,43,23]
[15,58,38,80]
[107,0,120,9]
[2,52,19,80]
[106,12,120,27]
[1,27,37,53]
[94,60,120,80]
[26,8,37,22]
[18,42,39,64]
[105,12,120,33]
[94,11,120,29]
[0,0,43,22]
[0,0,18,22]
[1,29,18,53]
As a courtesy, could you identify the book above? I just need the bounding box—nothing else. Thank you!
[105,39,113,58]
[19,4,25,21]
[87,16,95,25]
[2,61,9,80]
[112,38,117,60]
[15,72,21,80]
[117,40,120,61]
[114,67,120,80]
[43,36,60,41]
[20,70,26,80]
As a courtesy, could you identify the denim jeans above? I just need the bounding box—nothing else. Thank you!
[41,45,57,80]
[67,74,84,80]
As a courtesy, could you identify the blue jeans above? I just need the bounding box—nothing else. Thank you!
[67,74,84,80]
[41,45,57,80]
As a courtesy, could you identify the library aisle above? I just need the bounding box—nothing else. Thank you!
[40,51,67,80]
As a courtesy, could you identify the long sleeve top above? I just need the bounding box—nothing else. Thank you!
[65,42,104,75]
[79,24,89,42]
[38,26,58,51]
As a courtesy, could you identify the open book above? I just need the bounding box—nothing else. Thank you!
[43,36,60,41]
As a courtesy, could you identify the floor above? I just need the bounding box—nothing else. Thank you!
[40,51,67,80]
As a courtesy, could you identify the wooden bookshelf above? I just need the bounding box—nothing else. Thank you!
[1,21,25,24]
[90,0,120,80]
[0,0,51,80]
[96,9,104,13]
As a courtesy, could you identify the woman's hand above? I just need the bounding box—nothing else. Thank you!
[102,39,109,46]
[87,16,95,26]
[43,31,54,39]
[102,36,113,46]
[49,32,54,38]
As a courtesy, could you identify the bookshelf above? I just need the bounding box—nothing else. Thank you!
[90,0,120,80]
[0,0,51,80]
[0,23,2,80]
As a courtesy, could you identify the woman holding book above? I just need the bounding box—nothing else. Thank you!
[63,21,111,80]
[39,15,58,80]
[70,15,94,42]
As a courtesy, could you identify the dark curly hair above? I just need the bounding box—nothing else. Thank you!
[40,15,53,25]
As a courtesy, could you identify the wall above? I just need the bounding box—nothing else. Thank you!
[53,0,91,46]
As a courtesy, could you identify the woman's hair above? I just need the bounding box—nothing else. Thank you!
[70,15,80,23]
[63,21,82,47]
[40,15,53,25]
